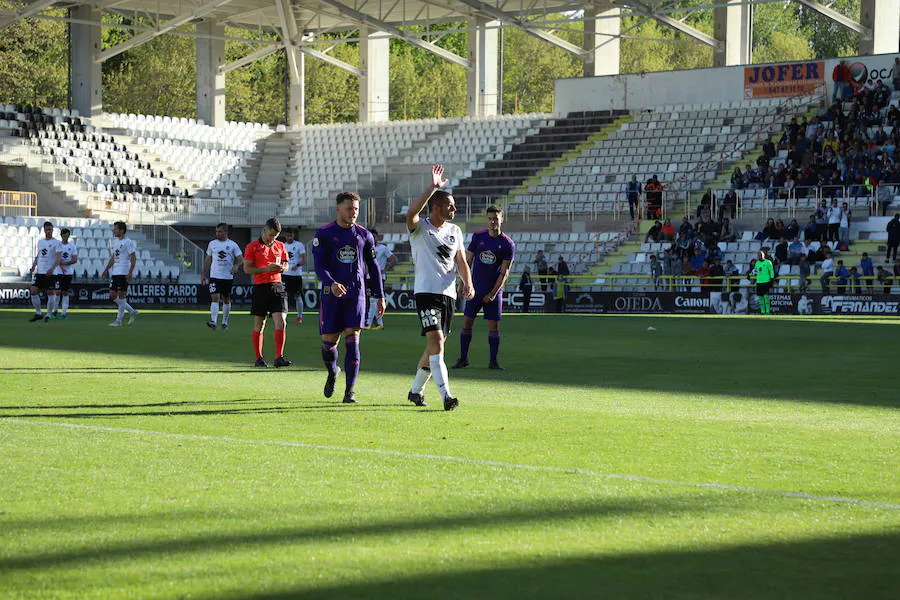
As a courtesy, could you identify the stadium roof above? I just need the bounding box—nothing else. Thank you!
[0,1,736,61]
[0,1,877,65]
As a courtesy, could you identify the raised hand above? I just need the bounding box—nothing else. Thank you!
[431,164,448,189]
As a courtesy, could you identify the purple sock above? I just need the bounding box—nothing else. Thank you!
[488,330,500,363]
[460,328,473,361]
[321,340,338,374]
[344,334,360,391]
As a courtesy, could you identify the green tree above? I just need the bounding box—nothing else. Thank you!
[225,28,285,125]
[0,5,67,107]
[502,21,582,113]
[620,18,713,74]
[799,0,860,59]
[101,15,196,117]
[304,41,359,124]
[752,2,811,63]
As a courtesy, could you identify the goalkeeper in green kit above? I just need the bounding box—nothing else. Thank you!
[751,249,775,315]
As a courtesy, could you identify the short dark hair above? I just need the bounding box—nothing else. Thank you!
[43,221,53,228]
[216,222,228,229]
[60,228,70,235]
[369,228,379,237]
[336,192,360,204]
[284,227,295,235]
[114,221,127,233]
[428,190,452,211]
[265,217,282,232]
[486,205,502,216]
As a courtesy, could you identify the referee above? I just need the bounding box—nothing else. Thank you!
[243,217,292,368]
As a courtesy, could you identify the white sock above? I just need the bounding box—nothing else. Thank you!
[47,296,57,314]
[222,303,231,324]
[429,354,452,398]
[31,294,42,314]
[210,302,219,324]
[115,298,126,322]
[410,367,432,394]
[295,297,303,317]
[61,295,70,316]
[367,298,378,326]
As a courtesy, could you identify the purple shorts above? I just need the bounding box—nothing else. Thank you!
[463,292,503,321]
[319,290,365,334]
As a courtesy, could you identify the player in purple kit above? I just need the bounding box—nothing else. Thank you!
[313,192,385,404]
[452,205,515,370]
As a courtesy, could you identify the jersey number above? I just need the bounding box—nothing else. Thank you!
[420,308,440,329]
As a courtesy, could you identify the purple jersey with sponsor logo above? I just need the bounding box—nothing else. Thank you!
[312,222,384,298]
[313,222,383,334]
[468,230,515,295]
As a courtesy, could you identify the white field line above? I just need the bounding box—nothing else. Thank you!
[3,417,899,511]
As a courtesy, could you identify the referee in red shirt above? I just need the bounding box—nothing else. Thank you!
[243,217,291,368]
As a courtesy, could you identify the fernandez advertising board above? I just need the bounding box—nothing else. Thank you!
[819,294,900,315]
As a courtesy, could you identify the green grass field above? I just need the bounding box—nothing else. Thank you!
[1,309,898,599]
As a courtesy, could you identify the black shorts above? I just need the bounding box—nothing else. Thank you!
[54,275,73,292]
[208,278,233,297]
[756,281,772,296]
[251,283,288,317]
[109,275,129,292]
[415,293,454,337]
[32,273,53,290]
[283,275,303,297]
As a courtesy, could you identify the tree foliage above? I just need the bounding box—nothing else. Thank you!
[502,21,582,114]
[101,14,196,118]
[0,3,878,122]
[0,5,67,107]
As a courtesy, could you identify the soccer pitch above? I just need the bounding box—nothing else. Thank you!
[0,310,898,599]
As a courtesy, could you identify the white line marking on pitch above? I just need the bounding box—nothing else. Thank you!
[3,418,899,511]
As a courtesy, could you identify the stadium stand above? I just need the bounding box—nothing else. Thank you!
[508,98,820,216]
[452,110,628,205]
[582,85,900,295]
[0,215,183,282]
[104,112,270,211]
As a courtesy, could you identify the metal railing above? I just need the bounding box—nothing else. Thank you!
[376,194,665,226]
[0,190,37,216]
[131,220,206,281]
[683,186,877,222]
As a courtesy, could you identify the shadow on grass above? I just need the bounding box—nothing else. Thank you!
[0,497,706,573]
[2,312,899,409]
[0,401,419,419]
[0,368,318,374]
[239,532,900,600]
[2,500,897,599]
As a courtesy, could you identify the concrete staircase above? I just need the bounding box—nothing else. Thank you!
[252,134,291,223]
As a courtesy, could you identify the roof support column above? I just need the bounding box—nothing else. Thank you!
[196,21,226,127]
[287,46,305,127]
[860,0,899,55]
[468,17,498,117]
[584,7,620,77]
[714,0,752,67]
[359,25,390,123]
[69,5,102,117]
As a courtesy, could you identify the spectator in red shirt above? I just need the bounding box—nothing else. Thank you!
[243,217,291,368]
[832,60,850,102]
